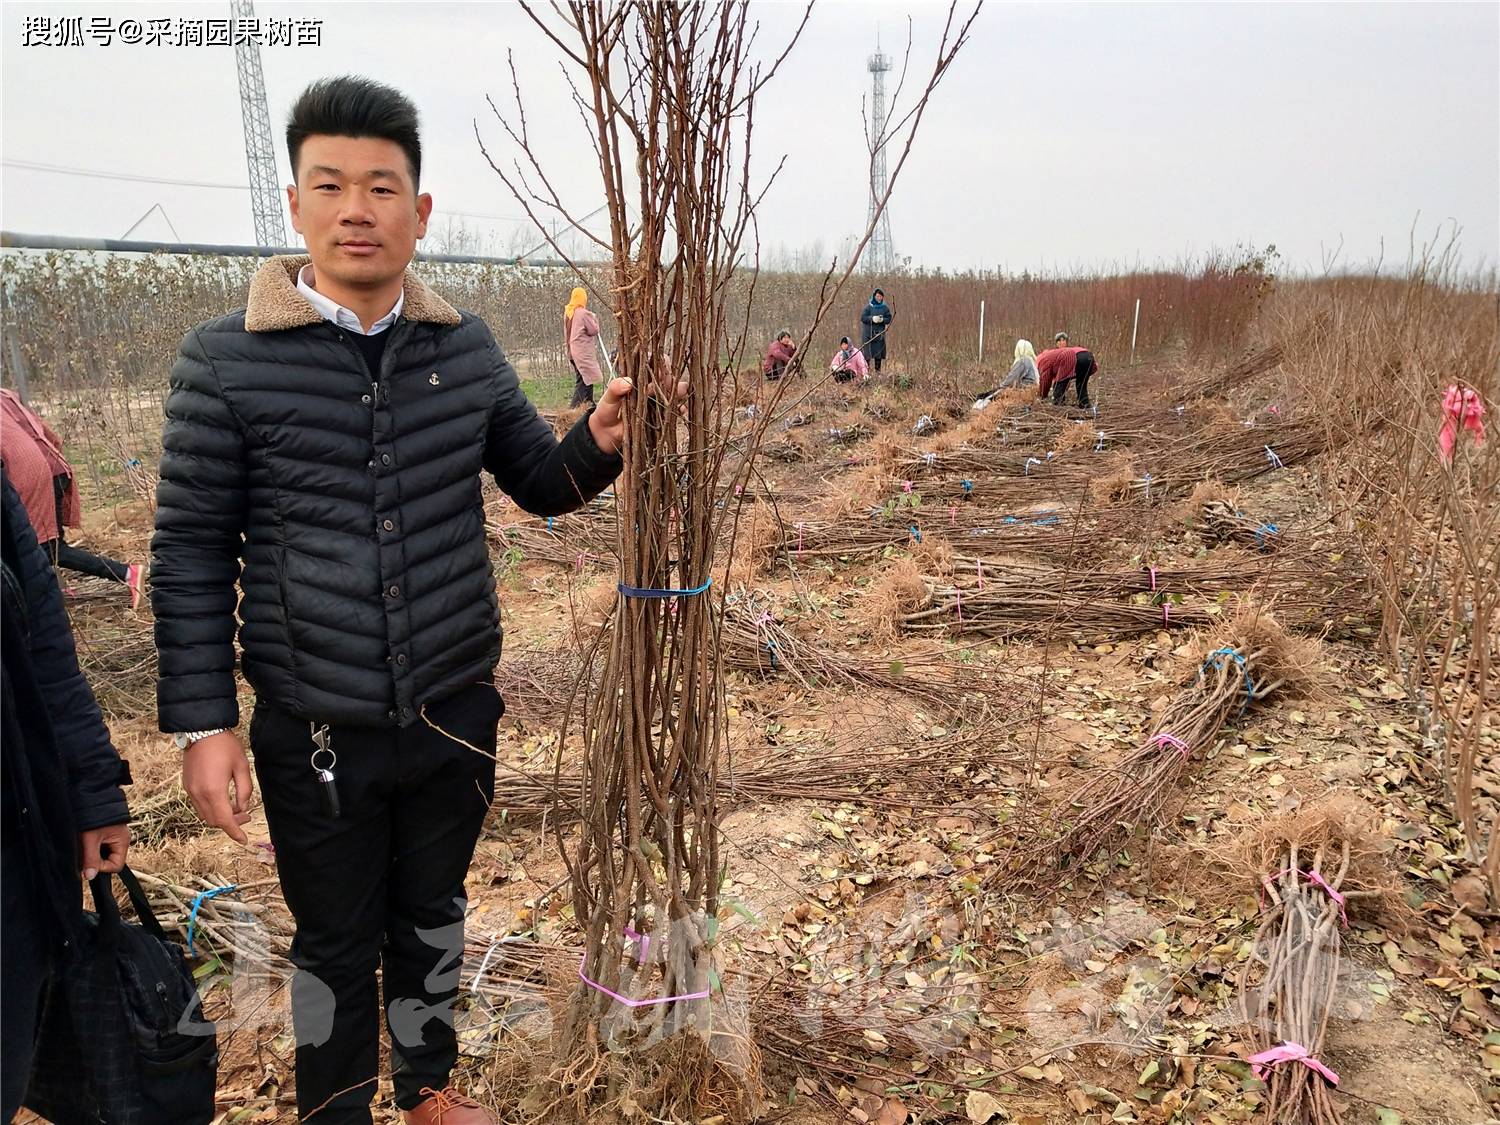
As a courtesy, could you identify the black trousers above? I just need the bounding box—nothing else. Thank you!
[250,683,502,1122]
[1073,351,1096,407]
[1050,362,1094,408]
[0,844,49,1120]
[569,361,595,408]
[45,476,128,582]
[39,539,129,583]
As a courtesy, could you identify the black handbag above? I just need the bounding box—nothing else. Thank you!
[24,866,219,1124]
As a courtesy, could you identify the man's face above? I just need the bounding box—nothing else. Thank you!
[287,134,432,291]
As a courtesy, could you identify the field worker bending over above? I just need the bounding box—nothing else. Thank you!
[1038,331,1099,409]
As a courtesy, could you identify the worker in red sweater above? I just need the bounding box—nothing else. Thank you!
[1037,332,1098,408]
[763,330,797,381]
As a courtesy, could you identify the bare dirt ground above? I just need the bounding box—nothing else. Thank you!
[34,352,1498,1125]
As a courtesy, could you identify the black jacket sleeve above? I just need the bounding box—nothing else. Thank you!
[2,476,129,831]
[151,327,248,734]
[480,326,622,516]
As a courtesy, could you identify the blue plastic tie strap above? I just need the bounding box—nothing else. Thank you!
[1202,646,1256,716]
[186,884,238,956]
[1032,516,1059,527]
[617,577,712,599]
[961,479,974,493]
[1254,522,1279,551]
[909,525,922,544]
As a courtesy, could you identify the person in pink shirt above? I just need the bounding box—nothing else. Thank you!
[564,286,603,407]
[830,336,869,383]
[0,389,143,606]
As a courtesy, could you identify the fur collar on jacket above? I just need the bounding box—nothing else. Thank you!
[245,254,462,333]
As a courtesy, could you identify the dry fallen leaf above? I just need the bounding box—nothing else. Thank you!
[964,1089,1006,1123]
[1066,1088,1099,1113]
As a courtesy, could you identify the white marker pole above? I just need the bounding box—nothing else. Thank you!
[1130,298,1141,366]
[978,299,986,363]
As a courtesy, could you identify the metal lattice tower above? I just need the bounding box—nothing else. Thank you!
[865,49,895,274]
[231,0,286,248]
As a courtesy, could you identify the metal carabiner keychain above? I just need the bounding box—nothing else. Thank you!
[310,722,341,819]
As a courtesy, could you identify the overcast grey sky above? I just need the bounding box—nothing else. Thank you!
[3,1,1497,275]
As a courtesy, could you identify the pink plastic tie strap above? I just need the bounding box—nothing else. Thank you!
[1439,383,1486,466]
[578,961,711,1008]
[1247,1041,1339,1087]
[902,480,914,494]
[1304,869,1349,925]
[1163,602,1171,625]
[623,924,651,966]
[1151,732,1190,758]
[1260,868,1348,926]
[976,560,984,590]
[577,926,713,1008]
[1148,566,1158,591]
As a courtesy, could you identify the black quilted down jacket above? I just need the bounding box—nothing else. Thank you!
[151,256,620,731]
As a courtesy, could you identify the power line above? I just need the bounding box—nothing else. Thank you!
[4,159,534,226]
[4,158,250,191]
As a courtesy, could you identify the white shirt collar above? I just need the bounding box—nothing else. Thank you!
[296,263,404,335]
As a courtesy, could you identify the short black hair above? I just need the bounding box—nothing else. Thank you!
[286,76,422,188]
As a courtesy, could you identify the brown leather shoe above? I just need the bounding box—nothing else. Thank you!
[401,1085,494,1125]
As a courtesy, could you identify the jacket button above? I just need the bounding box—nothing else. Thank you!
[367,459,376,472]
[387,584,400,598]
[381,454,392,465]
[361,394,371,404]
[395,653,407,666]
[387,709,397,720]
[401,706,413,719]
[383,519,394,532]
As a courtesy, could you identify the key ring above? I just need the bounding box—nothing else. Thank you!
[311,746,337,772]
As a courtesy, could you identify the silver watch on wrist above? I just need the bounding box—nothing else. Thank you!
[173,728,229,750]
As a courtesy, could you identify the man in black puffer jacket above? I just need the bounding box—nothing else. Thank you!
[151,78,629,1125]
